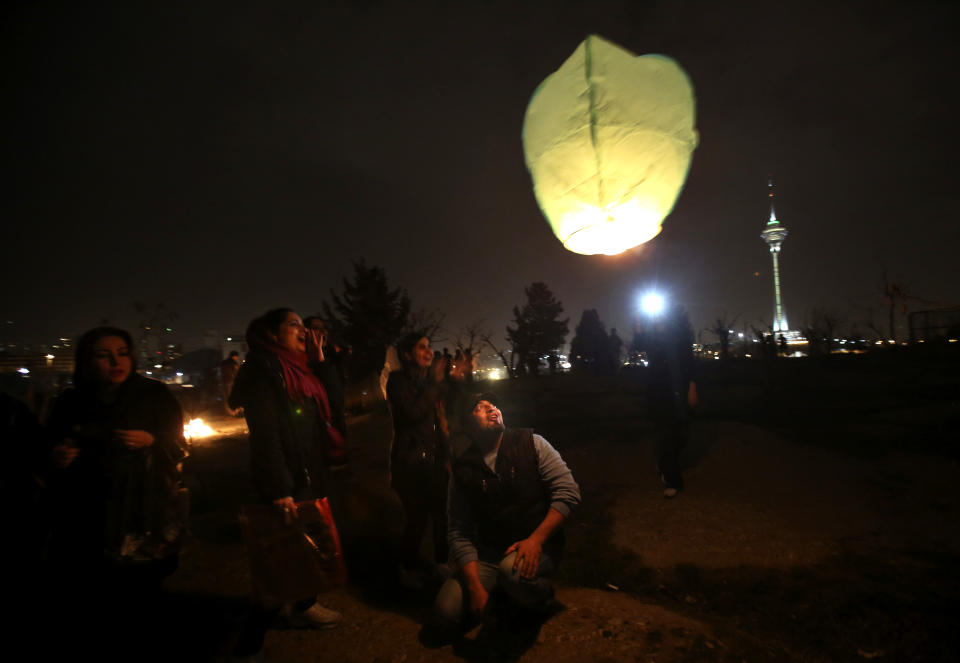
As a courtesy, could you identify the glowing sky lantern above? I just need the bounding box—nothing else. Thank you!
[522,35,698,256]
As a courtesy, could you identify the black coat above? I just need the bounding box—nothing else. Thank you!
[46,375,186,562]
[230,351,344,503]
[386,368,454,495]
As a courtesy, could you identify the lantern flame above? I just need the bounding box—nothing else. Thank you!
[523,35,698,256]
[562,200,663,256]
[184,417,214,440]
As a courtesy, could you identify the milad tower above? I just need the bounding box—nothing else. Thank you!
[760,178,790,334]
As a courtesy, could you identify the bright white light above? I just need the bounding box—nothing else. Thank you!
[176,372,184,377]
[488,369,503,380]
[17,367,29,374]
[184,417,214,440]
[640,292,665,316]
[154,364,162,369]
[45,354,55,359]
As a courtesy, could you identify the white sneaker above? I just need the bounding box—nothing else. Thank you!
[285,603,341,629]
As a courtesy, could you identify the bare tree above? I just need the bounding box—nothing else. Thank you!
[454,320,488,384]
[707,312,740,360]
[749,320,776,360]
[481,332,513,378]
[455,320,486,355]
[405,307,446,343]
[803,307,844,356]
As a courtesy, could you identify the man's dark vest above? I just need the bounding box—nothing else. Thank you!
[452,428,560,550]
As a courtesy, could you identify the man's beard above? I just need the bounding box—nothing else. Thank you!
[473,420,505,450]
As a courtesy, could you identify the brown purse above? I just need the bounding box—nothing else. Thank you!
[239,497,347,603]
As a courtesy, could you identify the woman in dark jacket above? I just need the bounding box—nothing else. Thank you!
[387,332,468,581]
[45,327,187,647]
[229,308,346,657]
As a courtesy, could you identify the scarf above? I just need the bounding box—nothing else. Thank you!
[266,343,346,464]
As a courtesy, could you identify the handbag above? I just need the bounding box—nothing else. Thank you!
[239,497,347,603]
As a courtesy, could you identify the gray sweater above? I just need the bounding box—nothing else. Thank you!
[447,433,581,567]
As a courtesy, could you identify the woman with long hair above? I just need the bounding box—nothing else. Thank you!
[45,326,187,645]
[228,308,346,657]
[387,332,469,585]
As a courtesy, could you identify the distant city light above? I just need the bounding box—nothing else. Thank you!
[154,364,162,369]
[640,292,665,316]
[176,372,184,377]
[17,367,29,374]
[45,354,54,359]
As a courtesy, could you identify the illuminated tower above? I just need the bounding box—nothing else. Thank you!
[760,178,789,333]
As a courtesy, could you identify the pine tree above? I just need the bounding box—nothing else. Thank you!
[506,282,568,376]
[570,309,610,374]
[321,260,410,378]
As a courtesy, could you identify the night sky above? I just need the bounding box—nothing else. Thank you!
[4,0,958,349]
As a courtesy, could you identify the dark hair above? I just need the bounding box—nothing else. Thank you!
[302,315,324,329]
[73,326,137,390]
[246,307,295,351]
[397,331,429,368]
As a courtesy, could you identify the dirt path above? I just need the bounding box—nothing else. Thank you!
[169,382,960,662]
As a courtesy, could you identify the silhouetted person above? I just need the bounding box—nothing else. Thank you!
[303,316,347,435]
[304,315,351,389]
[387,332,469,588]
[637,312,698,498]
[608,328,624,374]
[1,392,46,570]
[45,327,187,653]
[220,350,242,416]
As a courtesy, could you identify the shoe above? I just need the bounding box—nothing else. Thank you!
[663,487,679,499]
[284,603,341,629]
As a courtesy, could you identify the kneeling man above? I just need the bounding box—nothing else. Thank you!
[434,393,581,626]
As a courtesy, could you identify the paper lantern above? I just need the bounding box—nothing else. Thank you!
[522,35,698,256]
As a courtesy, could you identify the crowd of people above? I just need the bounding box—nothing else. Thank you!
[6,305,703,660]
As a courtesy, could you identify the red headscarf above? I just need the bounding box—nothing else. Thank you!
[255,337,345,464]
